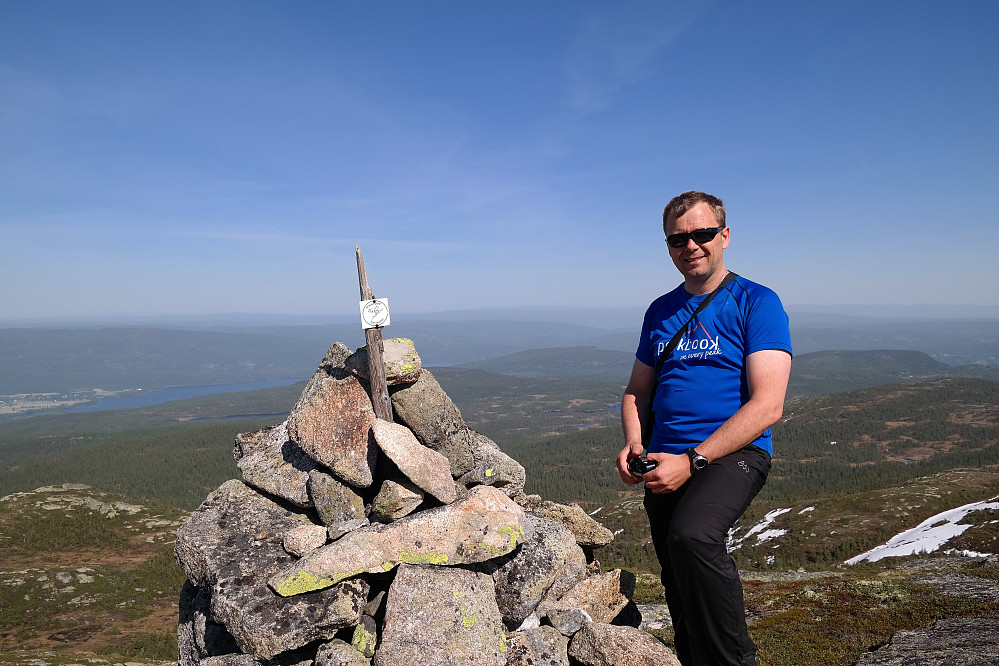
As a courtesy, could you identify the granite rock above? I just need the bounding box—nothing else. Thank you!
[269,485,532,596]
[374,565,507,666]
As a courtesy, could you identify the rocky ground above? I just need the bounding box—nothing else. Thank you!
[0,483,186,665]
[2,483,999,665]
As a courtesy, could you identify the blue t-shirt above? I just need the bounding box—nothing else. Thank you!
[636,275,792,456]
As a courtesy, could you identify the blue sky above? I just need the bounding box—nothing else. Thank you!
[2,1,997,321]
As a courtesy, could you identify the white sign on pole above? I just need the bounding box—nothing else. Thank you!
[359,298,390,330]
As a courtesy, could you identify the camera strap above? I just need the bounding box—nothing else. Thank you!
[641,271,738,446]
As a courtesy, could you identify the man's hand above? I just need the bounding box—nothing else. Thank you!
[642,452,692,494]
[616,442,645,484]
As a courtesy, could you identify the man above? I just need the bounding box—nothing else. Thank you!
[616,191,792,666]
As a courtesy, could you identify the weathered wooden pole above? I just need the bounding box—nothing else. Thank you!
[355,246,393,422]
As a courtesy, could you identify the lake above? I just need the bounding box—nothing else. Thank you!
[64,378,308,413]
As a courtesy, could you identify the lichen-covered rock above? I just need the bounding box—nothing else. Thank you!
[178,581,240,665]
[372,479,424,522]
[854,618,999,665]
[284,524,328,557]
[482,515,588,626]
[539,570,634,637]
[505,625,570,666]
[389,369,478,477]
[288,358,377,489]
[516,495,613,548]
[371,418,457,504]
[458,433,526,498]
[352,614,378,658]
[233,421,316,507]
[375,565,507,666]
[308,469,367,527]
[316,639,370,666]
[175,480,368,658]
[347,338,423,385]
[568,622,680,666]
[268,485,533,596]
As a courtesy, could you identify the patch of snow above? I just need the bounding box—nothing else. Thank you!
[845,495,999,565]
[799,506,815,514]
[728,508,790,551]
[589,507,603,516]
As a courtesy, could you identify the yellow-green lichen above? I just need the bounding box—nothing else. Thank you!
[485,468,495,477]
[352,623,377,657]
[399,551,449,565]
[453,590,479,629]
[273,569,337,597]
[497,524,525,551]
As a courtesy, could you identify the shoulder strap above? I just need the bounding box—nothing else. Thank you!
[652,271,738,380]
[642,272,738,446]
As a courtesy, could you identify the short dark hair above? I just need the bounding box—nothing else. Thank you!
[662,191,726,233]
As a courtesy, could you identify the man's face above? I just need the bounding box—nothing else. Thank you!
[665,201,730,283]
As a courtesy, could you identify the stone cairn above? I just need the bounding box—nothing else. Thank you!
[175,338,680,666]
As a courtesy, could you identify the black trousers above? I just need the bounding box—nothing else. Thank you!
[644,445,771,666]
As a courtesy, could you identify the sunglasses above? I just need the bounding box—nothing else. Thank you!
[665,226,725,248]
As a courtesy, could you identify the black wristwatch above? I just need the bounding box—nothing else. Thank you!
[687,447,709,474]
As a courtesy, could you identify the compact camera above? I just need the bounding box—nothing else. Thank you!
[628,456,658,476]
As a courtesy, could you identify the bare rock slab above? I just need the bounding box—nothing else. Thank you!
[288,366,377,489]
[233,422,316,508]
[175,480,368,659]
[374,565,507,666]
[854,617,999,665]
[567,622,680,666]
[269,485,532,596]
[371,418,457,504]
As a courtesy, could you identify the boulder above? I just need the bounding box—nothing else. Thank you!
[375,565,507,666]
[288,362,377,489]
[482,514,588,626]
[178,581,239,665]
[372,479,424,522]
[567,622,680,666]
[389,370,478,477]
[233,421,315,507]
[539,570,634,636]
[457,432,526,498]
[268,485,532,596]
[351,614,378,658]
[505,625,570,666]
[517,495,613,548]
[283,524,328,557]
[315,639,370,666]
[371,418,458,504]
[308,469,366,527]
[347,337,423,385]
[175,480,368,658]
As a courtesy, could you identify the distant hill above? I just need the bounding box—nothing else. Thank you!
[786,349,988,396]
[457,346,635,382]
[0,327,326,394]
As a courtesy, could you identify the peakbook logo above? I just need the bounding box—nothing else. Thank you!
[670,321,722,362]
